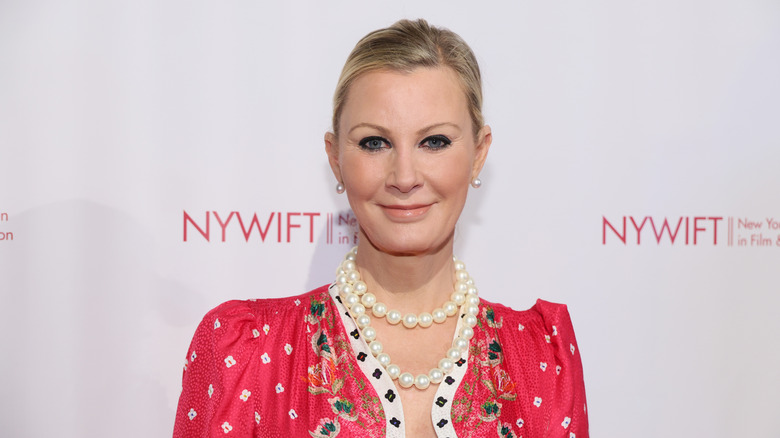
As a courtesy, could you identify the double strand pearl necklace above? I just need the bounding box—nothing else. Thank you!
[335,247,480,391]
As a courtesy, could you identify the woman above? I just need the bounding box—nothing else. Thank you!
[174,19,588,438]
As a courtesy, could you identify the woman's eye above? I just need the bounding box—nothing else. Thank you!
[358,136,389,151]
[421,135,452,150]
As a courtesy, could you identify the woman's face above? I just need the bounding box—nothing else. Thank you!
[325,66,491,256]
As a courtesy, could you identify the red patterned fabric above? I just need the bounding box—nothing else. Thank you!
[173,285,588,437]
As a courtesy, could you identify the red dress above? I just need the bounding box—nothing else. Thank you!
[173,285,588,437]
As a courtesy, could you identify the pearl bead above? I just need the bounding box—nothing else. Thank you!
[350,303,366,316]
[455,269,469,281]
[414,374,431,390]
[355,314,371,328]
[344,293,359,307]
[398,372,414,388]
[428,368,444,384]
[467,285,478,295]
[376,353,391,367]
[345,252,356,261]
[386,310,402,325]
[335,274,348,285]
[454,281,469,294]
[418,312,433,328]
[451,292,466,305]
[443,301,458,316]
[402,313,418,328]
[459,326,474,340]
[464,314,478,328]
[432,308,447,323]
[354,280,367,295]
[368,340,383,356]
[372,302,387,318]
[347,270,360,283]
[387,364,401,379]
[362,326,376,342]
[438,358,454,373]
[454,260,466,271]
[340,284,353,296]
[465,304,479,316]
[453,337,469,352]
[466,295,480,306]
[447,347,462,360]
[342,260,356,272]
[361,292,376,308]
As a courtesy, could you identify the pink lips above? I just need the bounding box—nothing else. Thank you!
[380,204,432,220]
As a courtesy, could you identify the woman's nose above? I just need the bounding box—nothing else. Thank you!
[386,147,422,193]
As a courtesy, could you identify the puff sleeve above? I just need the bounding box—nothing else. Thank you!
[173,301,263,437]
[532,299,589,437]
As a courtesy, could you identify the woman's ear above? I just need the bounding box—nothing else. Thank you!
[324,132,343,183]
[472,125,492,179]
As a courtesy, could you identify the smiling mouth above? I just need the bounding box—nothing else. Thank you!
[380,204,432,220]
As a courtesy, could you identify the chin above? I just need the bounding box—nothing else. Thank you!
[361,228,453,257]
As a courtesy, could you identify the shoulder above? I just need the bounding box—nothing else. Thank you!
[201,285,332,326]
[479,298,582,360]
[190,285,333,350]
[480,298,575,331]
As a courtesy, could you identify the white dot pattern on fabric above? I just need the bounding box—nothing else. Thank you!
[224,356,236,368]
[221,421,232,433]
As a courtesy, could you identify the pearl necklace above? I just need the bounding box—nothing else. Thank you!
[335,247,480,390]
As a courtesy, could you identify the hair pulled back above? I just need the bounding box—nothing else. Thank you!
[332,19,484,138]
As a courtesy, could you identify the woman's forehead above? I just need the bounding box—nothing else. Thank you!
[340,67,471,134]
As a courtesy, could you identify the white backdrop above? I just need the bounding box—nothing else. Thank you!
[1,1,779,436]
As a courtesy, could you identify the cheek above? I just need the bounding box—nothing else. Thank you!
[340,154,383,198]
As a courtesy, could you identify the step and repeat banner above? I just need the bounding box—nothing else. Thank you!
[1,1,778,436]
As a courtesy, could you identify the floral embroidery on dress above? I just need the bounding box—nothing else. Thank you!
[309,417,341,437]
[304,292,385,438]
[479,400,502,422]
[483,306,504,328]
[497,421,517,438]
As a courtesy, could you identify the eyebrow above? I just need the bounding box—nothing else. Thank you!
[348,122,462,136]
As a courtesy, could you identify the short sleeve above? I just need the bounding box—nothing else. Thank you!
[532,299,589,437]
[173,301,262,437]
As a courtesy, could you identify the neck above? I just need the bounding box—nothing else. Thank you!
[353,233,456,314]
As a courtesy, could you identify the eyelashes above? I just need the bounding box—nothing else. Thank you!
[358,136,388,151]
[422,135,452,150]
[358,135,452,151]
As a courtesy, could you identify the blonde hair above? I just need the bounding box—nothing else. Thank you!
[332,19,484,138]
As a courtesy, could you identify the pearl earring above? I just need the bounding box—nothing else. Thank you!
[336,182,345,194]
[471,177,482,188]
